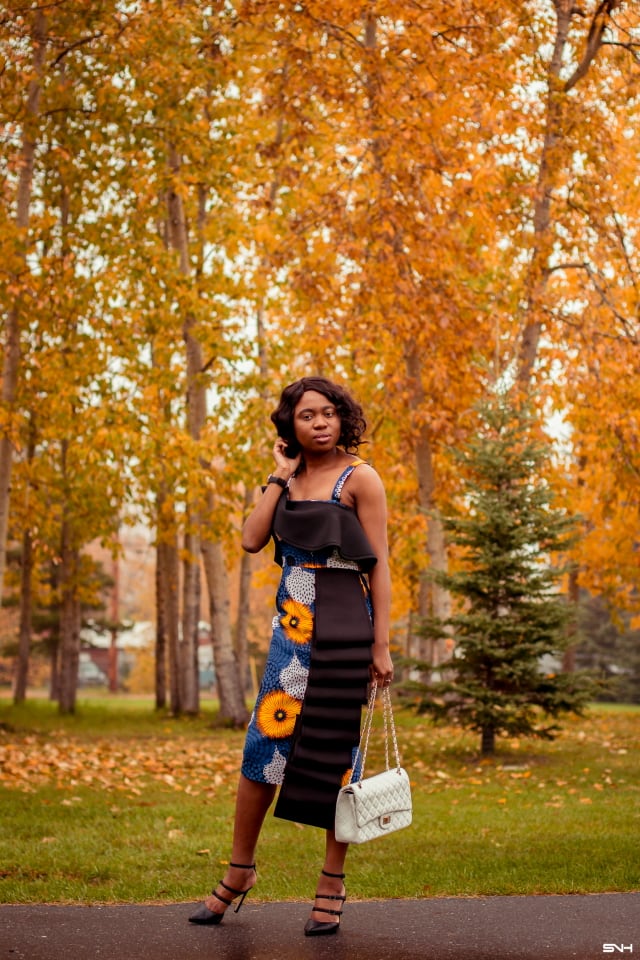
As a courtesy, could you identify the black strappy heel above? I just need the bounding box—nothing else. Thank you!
[303,870,346,937]
[188,861,256,925]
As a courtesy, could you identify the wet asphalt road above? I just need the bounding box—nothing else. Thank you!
[1,894,638,960]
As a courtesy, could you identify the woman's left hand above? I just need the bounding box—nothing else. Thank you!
[370,647,394,687]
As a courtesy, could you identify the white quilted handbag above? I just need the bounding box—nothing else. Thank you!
[335,682,412,844]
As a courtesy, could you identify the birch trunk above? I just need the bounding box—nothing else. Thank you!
[167,142,200,714]
[58,518,81,715]
[13,528,33,704]
[406,348,451,667]
[201,510,249,726]
[363,14,451,666]
[165,537,182,715]
[154,538,168,710]
[49,635,60,702]
[13,419,37,703]
[155,485,180,713]
[234,486,254,693]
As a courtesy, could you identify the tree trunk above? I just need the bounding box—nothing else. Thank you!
[57,434,81,714]
[154,543,168,710]
[201,516,249,726]
[164,535,181,716]
[363,15,451,668]
[181,527,201,714]
[0,9,47,605]
[13,528,33,704]
[58,523,81,715]
[108,555,119,693]
[155,538,168,710]
[13,418,37,704]
[481,725,496,756]
[235,486,254,693]
[155,486,180,713]
[405,347,451,667]
[167,141,201,715]
[49,642,60,702]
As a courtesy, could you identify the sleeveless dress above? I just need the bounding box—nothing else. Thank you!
[241,461,377,830]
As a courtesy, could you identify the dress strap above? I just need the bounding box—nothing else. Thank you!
[331,459,366,501]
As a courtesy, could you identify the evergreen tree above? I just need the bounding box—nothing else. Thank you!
[416,397,593,755]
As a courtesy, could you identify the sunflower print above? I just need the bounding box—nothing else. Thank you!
[256,689,301,739]
[341,768,353,787]
[280,597,313,645]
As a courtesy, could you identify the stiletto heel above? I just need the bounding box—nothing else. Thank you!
[304,870,346,937]
[188,862,256,925]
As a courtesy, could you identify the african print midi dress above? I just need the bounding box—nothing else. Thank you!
[241,462,377,830]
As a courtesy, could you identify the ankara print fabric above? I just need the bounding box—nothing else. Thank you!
[241,542,364,785]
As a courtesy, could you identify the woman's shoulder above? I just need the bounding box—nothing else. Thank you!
[338,454,380,484]
[341,452,374,471]
[338,456,384,505]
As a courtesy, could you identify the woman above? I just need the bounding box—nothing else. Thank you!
[189,376,393,936]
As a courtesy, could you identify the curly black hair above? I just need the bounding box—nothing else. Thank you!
[271,376,367,455]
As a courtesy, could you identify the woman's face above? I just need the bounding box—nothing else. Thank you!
[292,390,341,453]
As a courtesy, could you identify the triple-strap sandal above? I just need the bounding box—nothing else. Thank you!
[188,861,256,926]
[303,869,347,937]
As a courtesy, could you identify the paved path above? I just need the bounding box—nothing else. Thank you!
[1,895,638,960]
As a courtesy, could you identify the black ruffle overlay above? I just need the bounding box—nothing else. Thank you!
[272,494,378,571]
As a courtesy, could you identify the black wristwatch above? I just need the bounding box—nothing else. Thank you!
[267,474,287,488]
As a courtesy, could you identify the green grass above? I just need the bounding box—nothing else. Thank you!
[1,692,639,904]
[0,691,223,738]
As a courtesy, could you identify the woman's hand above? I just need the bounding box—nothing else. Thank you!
[370,645,394,687]
[241,438,300,554]
[273,438,301,476]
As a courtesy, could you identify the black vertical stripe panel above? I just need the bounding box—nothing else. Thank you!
[273,568,373,830]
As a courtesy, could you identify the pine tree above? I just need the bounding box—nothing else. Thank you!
[417,397,593,755]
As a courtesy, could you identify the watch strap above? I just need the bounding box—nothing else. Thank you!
[267,474,287,489]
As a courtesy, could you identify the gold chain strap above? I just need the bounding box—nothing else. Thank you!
[349,681,402,784]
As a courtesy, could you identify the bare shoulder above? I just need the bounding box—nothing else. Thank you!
[341,460,385,507]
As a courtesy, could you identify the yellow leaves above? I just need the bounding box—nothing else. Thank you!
[0,737,243,796]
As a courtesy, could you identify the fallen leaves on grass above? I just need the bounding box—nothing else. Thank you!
[394,710,639,809]
[1,709,636,808]
[0,737,243,796]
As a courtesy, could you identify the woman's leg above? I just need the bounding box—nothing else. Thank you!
[307,829,349,925]
[203,774,277,914]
